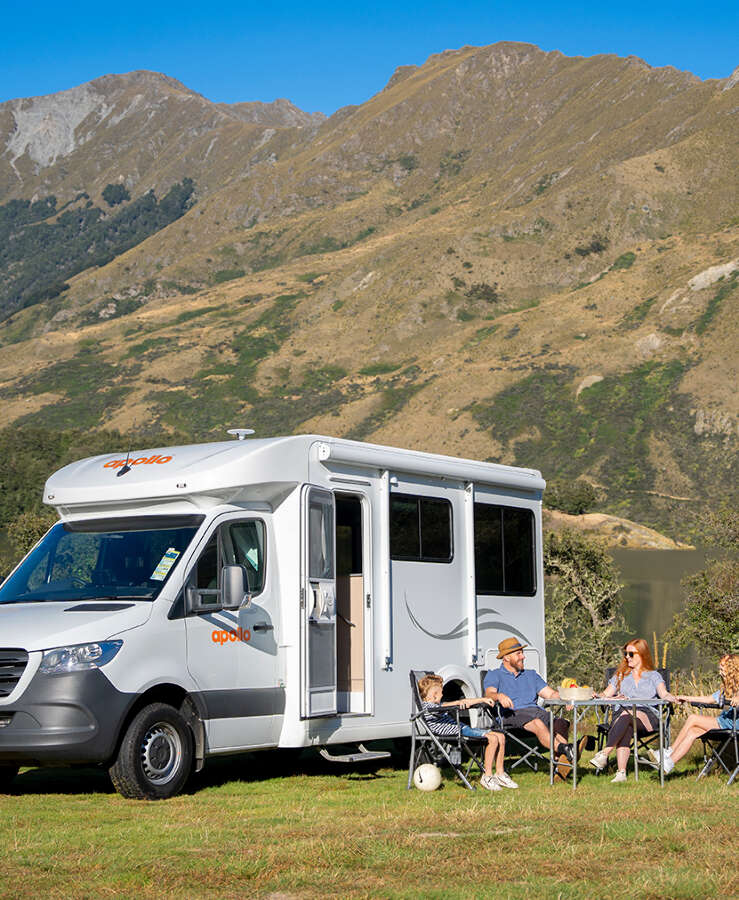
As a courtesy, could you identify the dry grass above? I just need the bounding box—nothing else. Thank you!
[1,749,737,899]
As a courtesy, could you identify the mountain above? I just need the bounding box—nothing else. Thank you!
[0,43,736,542]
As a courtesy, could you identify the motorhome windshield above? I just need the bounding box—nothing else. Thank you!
[0,515,204,604]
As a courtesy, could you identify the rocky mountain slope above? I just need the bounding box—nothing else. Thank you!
[0,43,736,542]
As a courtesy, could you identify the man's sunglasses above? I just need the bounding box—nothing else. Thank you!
[624,650,637,658]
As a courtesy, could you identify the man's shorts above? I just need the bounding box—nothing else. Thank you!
[500,706,550,729]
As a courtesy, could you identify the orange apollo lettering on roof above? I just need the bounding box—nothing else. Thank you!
[103,454,173,469]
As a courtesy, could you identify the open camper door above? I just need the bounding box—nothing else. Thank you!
[301,486,338,717]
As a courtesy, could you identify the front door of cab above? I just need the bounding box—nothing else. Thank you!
[184,514,281,750]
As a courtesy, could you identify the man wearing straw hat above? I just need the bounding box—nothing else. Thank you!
[484,636,575,766]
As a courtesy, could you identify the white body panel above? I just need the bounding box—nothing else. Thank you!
[1,435,546,761]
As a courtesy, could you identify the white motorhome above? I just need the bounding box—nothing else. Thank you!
[0,433,546,798]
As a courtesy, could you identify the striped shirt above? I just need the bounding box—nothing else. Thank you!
[421,700,460,737]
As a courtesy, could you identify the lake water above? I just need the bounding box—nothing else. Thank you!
[611,548,712,672]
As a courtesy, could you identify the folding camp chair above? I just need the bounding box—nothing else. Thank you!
[595,667,672,771]
[478,670,551,774]
[407,670,490,791]
[695,702,739,785]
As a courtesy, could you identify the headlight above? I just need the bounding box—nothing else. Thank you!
[39,641,123,675]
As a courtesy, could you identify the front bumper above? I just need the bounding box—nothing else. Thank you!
[0,668,135,764]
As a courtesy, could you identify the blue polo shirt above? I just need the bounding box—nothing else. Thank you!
[483,664,547,710]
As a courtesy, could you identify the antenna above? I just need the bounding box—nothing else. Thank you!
[227,428,255,441]
[116,422,136,477]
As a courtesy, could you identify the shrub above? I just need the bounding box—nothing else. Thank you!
[546,479,599,515]
[666,506,739,656]
[544,529,625,686]
[102,184,130,207]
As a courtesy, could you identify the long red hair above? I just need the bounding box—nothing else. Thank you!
[614,637,656,688]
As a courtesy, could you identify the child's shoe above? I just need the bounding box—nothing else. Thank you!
[493,772,519,789]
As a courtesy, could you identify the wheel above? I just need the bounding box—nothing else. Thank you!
[0,764,18,791]
[109,703,193,800]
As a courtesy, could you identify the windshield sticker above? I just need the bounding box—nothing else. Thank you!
[151,548,180,581]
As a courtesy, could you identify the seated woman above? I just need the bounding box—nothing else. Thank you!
[418,674,516,791]
[652,653,739,775]
[589,637,675,782]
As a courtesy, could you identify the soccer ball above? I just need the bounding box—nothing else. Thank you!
[413,763,442,791]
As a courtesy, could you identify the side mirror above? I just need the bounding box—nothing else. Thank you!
[221,564,252,610]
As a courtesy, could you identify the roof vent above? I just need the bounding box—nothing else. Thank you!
[227,428,255,441]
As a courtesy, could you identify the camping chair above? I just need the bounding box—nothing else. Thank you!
[595,667,672,772]
[477,670,550,774]
[407,670,490,791]
[694,701,739,785]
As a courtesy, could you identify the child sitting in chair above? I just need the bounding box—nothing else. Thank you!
[418,673,517,791]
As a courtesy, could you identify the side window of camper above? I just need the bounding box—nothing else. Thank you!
[390,493,453,563]
[192,532,220,606]
[223,521,266,595]
[309,495,334,580]
[474,503,535,596]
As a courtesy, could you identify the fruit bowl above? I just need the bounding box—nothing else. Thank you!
[559,686,594,701]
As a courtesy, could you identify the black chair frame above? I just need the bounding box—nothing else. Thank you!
[694,702,739,785]
[408,670,492,791]
[595,667,673,772]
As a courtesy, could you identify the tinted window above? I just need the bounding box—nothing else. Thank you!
[390,494,452,563]
[474,504,535,595]
[309,493,334,579]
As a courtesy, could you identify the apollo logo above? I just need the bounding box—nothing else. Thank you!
[212,627,251,644]
[103,454,173,469]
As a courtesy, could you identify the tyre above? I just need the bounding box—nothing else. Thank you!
[109,703,194,800]
[0,764,18,791]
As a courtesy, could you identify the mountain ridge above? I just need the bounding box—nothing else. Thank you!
[0,42,736,542]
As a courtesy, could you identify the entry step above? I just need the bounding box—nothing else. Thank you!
[319,743,391,764]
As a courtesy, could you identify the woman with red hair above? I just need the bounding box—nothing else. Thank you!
[590,638,675,782]
[653,653,739,774]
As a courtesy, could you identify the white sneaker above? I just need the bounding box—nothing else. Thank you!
[663,755,675,775]
[493,772,519,789]
[611,770,628,783]
[649,747,672,764]
[480,773,502,791]
[590,750,609,771]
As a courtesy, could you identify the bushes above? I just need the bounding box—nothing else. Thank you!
[666,506,739,656]
[544,529,625,686]
[102,184,130,207]
[545,479,599,515]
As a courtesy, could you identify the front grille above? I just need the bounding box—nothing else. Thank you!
[0,649,28,698]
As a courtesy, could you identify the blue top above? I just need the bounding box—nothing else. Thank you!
[484,665,547,710]
[608,668,664,700]
[713,690,739,730]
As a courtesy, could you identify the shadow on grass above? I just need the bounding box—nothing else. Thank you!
[187,742,409,794]
[7,741,411,797]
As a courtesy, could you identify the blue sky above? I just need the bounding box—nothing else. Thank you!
[2,1,737,113]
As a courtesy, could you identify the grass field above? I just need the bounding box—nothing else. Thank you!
[1,748,737,899]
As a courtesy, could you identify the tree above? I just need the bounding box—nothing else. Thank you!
[544,529,625,686]
[666,505,739,656]
[545,479,599,515]
[0,509,58,580]
[102,183,130,207]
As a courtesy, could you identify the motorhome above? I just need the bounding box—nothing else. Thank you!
[0,433,546,798]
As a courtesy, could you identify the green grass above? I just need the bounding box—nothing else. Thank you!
[1,752,735,899]
[466,359,739,539]
[694,273,737,335]
[359,362,403,376]
[620,296,656,330]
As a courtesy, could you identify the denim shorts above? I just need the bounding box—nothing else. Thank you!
[461,725,490,739]
[717,710,738,730]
